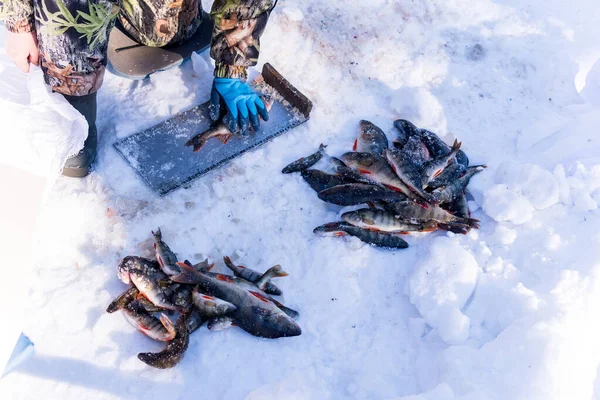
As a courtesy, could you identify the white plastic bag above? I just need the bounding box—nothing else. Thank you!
[0,32,88,181]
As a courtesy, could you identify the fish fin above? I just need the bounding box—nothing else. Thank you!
[223,256,235,270]
[249,291,270,303]
[438,223,470,235]
[171,262,202,284]
[160,314,177,340]
[334,232,347,237]
[217,133,233,144]
[183,259,193,267]
[451,139,462,152]
[353,139,358,151]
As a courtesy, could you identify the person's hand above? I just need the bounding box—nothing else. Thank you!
[6,30,39,73]
[209,78,269,135]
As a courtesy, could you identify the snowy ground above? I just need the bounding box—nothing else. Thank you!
[2,0,600,398]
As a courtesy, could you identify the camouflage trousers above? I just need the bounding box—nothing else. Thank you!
[33,0,204,96]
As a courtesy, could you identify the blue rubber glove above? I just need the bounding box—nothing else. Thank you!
[210,78,269,135]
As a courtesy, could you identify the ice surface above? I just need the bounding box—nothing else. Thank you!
[3,0,600,399]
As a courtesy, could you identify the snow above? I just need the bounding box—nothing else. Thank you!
[2,0,600,399]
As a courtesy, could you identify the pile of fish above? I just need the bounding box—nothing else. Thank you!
[106,228,301,369]
[283,119,485,249]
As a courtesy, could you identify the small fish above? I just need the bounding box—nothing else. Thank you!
[384,148,433,201]
[282,144,328,174]
[341,209,432,233]
[300,169,356,193]
[317,183,408,206]
[426,163,466,189]
[123,300,176,341]
[421,139,461,185]
[331,157,375,184]
[393,119,420,148]
[255,265,289,292]
[185,122,233,152]
[384,200,479,228]
[171,263,301,339]
[314,222,409,249]
[138,315,190,369]
[353,120,388,155]
[187,96,275,152]
[429,166,485,204]
[223,256,283,296]
[341,152,413,195]
[152,228,181,276]
[207,316,236,332]
[192,286,238,317]
[136,293,168,313]
[106,286,139,313]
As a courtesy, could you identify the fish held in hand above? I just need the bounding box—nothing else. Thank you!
[314,222,409,249]
[354,120,388,155]
[317,183,408,206]
[138,315,190,369]
[282,144,327,174]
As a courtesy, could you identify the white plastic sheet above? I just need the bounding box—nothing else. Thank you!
[0,31,88,181]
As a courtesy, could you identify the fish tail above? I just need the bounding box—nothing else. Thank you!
[439,223,471,235]
[451,139,462,153]
[223,256,235,270]
[270,265,289,278]
[192,137,208,152]
[160,313,177,340]
[461,217,480,229]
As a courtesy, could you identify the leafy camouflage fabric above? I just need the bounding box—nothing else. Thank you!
[119,0,204,47]
[210,0,276,79]
[32,0,120,95]
[1,0,35,32]
[1,0,276,95]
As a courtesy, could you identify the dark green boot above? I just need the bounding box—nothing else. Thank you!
[62,93,98,178]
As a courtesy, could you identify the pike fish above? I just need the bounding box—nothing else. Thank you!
[282,144,328,174]
[186,96,275,152]
[341,152,413,195]
[353,120,388,155]
[429,166,485,204]
[314,222,409,249]
[300,169,356,193]
[341,209,433,233]
[171,263,302,339]
[138,315,190,369]
[123,300,176,341]
[152,228,181,276]
[223,256,284,296]
[317,183,408,206]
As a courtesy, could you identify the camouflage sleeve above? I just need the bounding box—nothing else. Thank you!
[210,0,277,80]
[0,0,35,33]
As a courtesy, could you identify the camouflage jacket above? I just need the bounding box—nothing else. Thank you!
[1,0,277,79]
